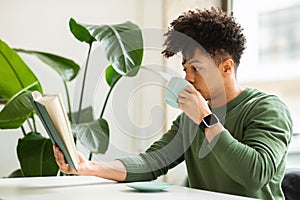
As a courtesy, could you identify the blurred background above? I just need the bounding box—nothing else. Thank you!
[0,0,299,185]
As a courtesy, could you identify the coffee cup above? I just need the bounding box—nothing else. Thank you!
[164,77,191,108]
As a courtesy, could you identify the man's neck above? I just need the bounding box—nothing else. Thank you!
[209,81,243,108]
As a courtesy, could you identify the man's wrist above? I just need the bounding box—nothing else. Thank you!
[199,113,219,132]
[197,111,212,125]
[204,123,224,143]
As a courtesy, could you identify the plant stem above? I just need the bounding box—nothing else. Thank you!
[25,113,36,133]
[77,43,93,124]
[21,126,26,136]
[88,76,122,160]
[99,76,122,119]
[32,114,37,133]
[26,119,33,132]
[63,81,74,123]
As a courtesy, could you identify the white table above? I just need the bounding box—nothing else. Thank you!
[0,176,257,200]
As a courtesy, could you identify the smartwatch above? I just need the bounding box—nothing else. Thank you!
[199,113,219,132]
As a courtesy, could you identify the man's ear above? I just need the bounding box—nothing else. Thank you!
[220,59,235,75]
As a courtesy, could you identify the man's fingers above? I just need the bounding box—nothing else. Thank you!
[180,85,197,98]
[57,149,65,165]
[53,145,72,174]
[185,85,196,93]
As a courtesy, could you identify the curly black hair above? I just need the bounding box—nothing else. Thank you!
[162,7,246,68]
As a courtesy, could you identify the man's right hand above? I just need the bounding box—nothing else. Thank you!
[53,144,90,175]
[52,144,127,181]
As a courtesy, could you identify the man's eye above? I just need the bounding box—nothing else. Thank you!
[193,67,200,72]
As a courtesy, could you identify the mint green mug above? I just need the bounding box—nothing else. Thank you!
[165,77,191,108]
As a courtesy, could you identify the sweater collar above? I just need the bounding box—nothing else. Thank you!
[211,88,254,119]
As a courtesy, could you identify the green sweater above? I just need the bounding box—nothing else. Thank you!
[118,88,293,199]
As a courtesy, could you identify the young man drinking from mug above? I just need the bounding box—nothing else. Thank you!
[54,7,293,199]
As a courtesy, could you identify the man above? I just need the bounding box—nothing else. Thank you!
[54,7,292,199]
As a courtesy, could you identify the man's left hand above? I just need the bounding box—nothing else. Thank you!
[178,85,211,124]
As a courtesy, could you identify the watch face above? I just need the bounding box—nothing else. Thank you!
[203,114,219,127]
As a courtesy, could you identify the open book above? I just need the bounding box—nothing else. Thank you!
[30,91,79,171]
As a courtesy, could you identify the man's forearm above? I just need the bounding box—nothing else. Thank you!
[204,123,224,143]
[89,160,127,182]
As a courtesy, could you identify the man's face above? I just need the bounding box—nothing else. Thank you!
[182,48,224,101]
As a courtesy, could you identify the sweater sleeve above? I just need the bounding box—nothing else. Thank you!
[117,114,185,182]
[208,96,293,192]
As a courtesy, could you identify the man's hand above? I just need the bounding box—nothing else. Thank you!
[53,145,127,181]
[178,85,211,124]
[53,144,93,175]
[178,85,224,142]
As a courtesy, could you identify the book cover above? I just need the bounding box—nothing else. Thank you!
[30,91,78,171]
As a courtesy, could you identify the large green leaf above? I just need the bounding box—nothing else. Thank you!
[7,169,24,178]
[0,92,34,129]
[69,18,96,44]
[105,65,122,87]
[74,118,109,154]
[0,40,42,100]
[15,49,80,82]
[17,132,59,177]
[71,106,94,124]
[83,21,143,76]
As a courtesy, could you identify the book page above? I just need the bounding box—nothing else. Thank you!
[37,94,79,169]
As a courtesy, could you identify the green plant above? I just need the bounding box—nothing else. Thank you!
[0,18,143,177]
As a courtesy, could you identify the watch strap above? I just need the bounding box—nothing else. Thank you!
[199,113,219,132]
[199,121,207,132]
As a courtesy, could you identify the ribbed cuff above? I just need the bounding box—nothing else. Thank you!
[116,156,153,182]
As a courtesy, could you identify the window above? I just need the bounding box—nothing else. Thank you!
[233,0,300,168]
[259,4,300,63]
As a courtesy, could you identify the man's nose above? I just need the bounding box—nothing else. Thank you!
[185,71,194,83]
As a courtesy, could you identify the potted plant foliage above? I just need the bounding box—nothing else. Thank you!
[0,18,143,177]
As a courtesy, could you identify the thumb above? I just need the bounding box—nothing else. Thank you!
[185,85,197,93]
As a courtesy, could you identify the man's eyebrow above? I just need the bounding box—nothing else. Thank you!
[182,58,203,66]
[189,59,203,64]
